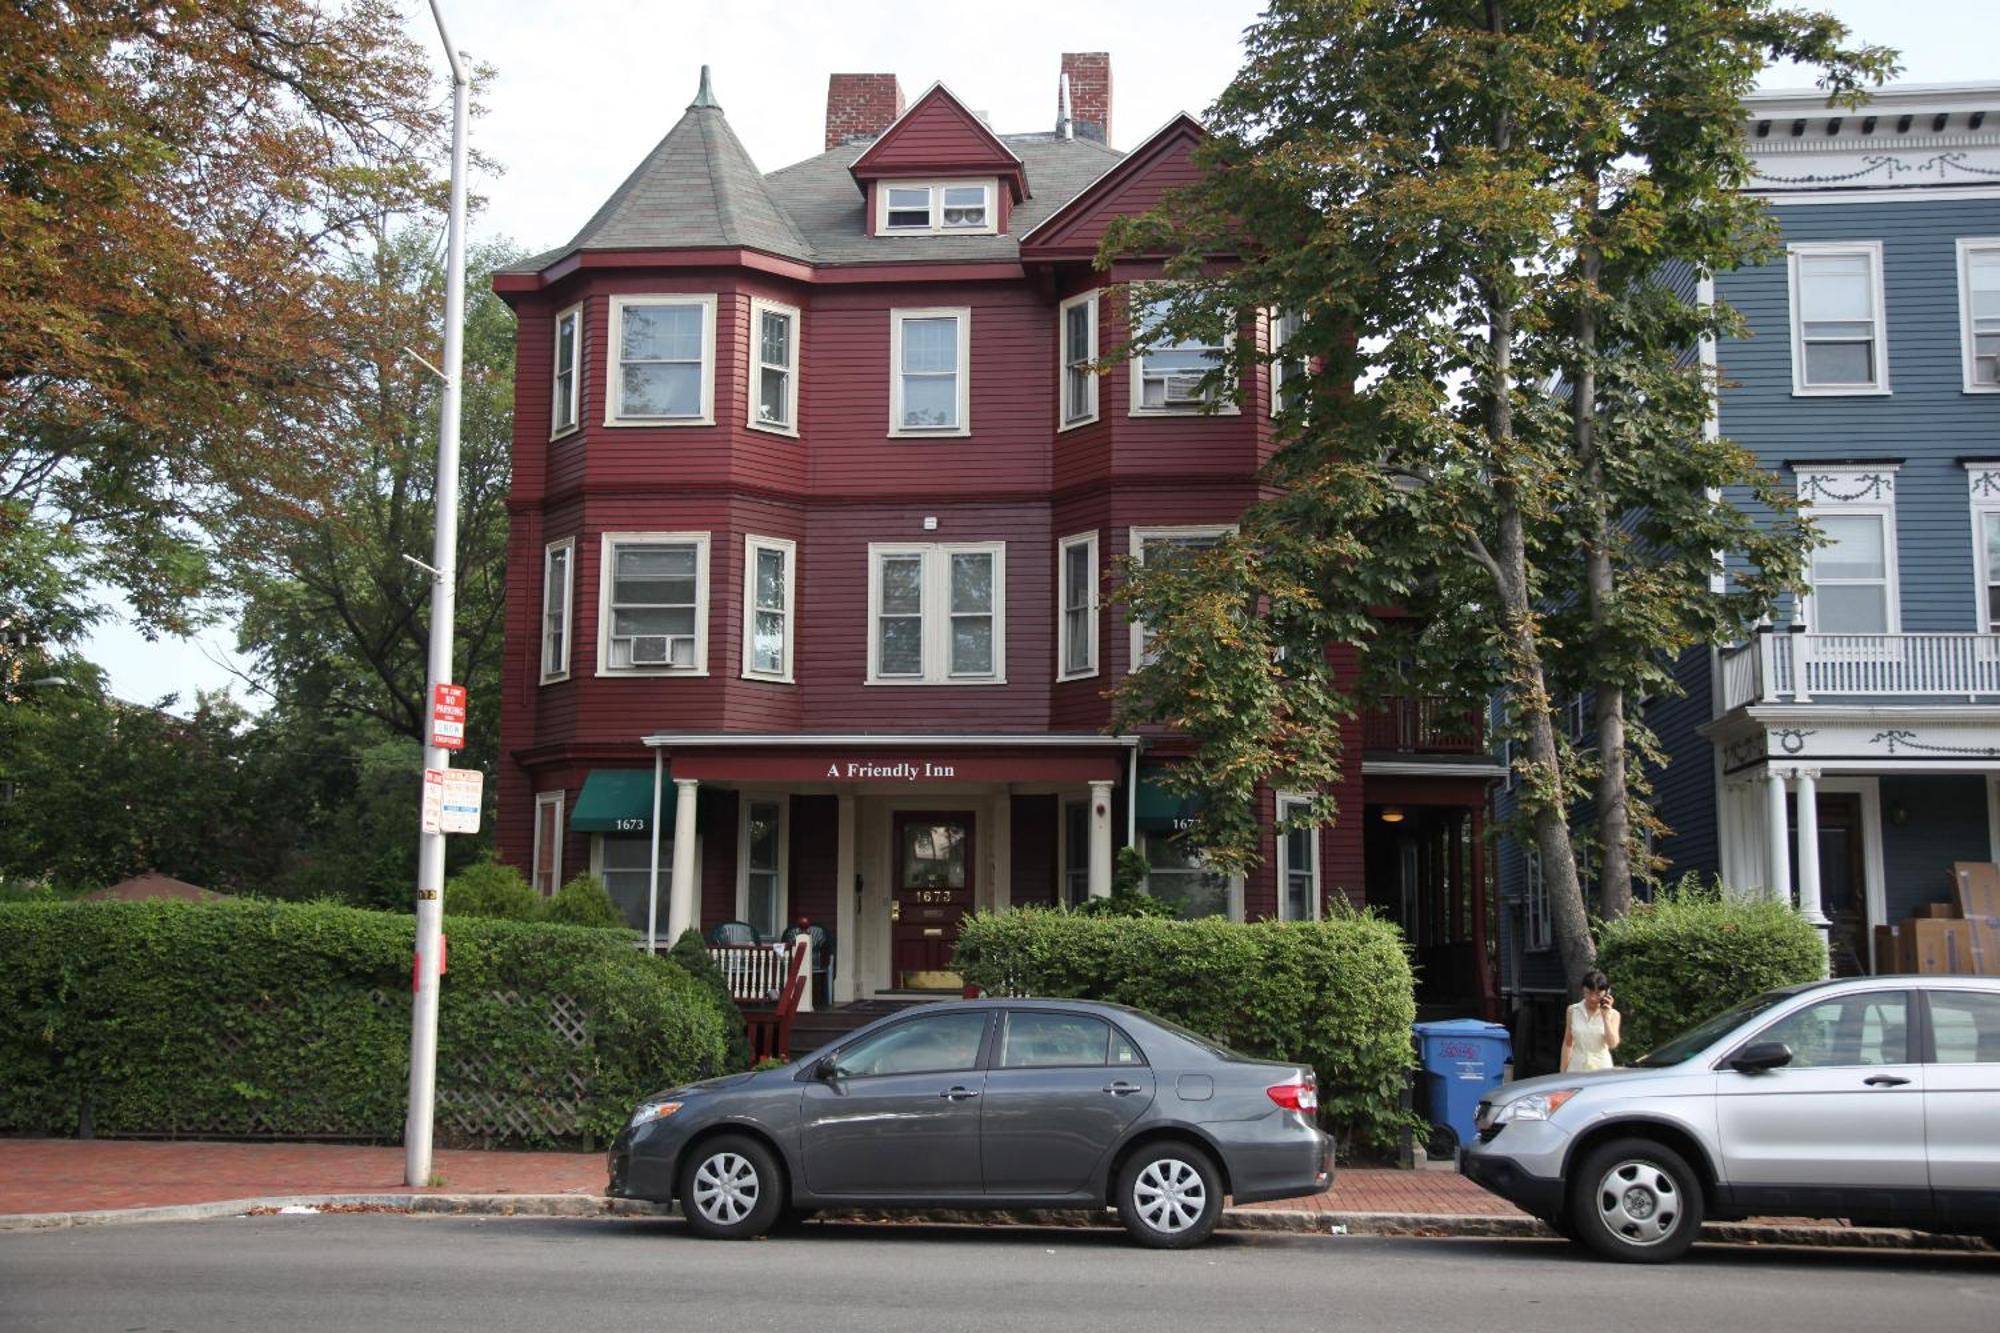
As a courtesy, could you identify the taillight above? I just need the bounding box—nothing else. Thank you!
[1267,1075,1318,1113]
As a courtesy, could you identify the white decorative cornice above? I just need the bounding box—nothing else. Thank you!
[1796,468,1895,505]
[1741,83,2000,197]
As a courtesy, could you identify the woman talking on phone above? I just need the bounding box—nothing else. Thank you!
[1561,970,1621,1073]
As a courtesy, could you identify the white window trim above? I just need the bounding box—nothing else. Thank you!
[865,541,1007,685]
[1957,237,2000,395]
[1268,308,1302,419]
[875,179,999,236]
[1139,830,1245,921]
[1127,525,1237,673]
[596,531,712,677]
[888,307,972,437]
[532,791,565,898]
[1056,530,1099,681]
[1786,241,1890,397]
[747,297,801,434]
[551,302,583,440]
[1965,465,2000,631]
[605,293,718,426]
[540,536,575,684]
[1275,792,1320,922]
[1797,467,1900,635]
[1057,290,1100,430]
[1127,286,1241,417]
[734,796,791,934]
[742,535,797,683]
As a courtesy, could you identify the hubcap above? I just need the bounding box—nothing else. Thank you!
[1133,1157,1208,1234]
[1595,1159,1681,1247]
[692,1151,760,1225]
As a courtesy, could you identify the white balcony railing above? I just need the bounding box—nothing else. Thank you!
[1721,632,2000,709]
[706,937,813,1011]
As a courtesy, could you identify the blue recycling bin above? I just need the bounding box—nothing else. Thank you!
[1412,1018,1512,1154]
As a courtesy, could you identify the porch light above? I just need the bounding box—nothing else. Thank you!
[1380,807,1406,824]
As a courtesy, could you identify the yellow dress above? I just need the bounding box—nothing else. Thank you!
[1566,1001,1614,1072]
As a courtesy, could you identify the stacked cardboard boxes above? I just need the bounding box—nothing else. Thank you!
[1877,864,2000,975]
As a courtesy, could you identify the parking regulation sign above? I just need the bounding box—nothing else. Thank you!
[422,767,483,835]
[430,683,467,751]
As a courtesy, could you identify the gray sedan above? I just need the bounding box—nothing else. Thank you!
[608,998,1333,1247]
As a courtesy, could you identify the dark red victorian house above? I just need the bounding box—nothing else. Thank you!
[493,57,1501,1011]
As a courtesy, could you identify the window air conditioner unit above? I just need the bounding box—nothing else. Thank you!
[1161,373,1208,404]
[628,635,672,666]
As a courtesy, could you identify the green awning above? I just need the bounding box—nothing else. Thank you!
[1135,768,1205,833]
[569,768,672,835]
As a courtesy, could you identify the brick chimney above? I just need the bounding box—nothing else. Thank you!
[825,73,904,150]
[1059,53,1112,144]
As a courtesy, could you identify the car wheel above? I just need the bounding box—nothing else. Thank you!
[678,1134,784,1240]
[1117,1142,1223,1249]
[1569,1137,1704,1264]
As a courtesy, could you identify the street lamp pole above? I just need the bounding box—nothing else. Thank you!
[405,0,469,1189]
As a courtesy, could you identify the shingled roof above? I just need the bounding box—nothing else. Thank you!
[504,68,1127,275]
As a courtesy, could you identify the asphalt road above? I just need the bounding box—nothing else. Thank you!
[2,1215,1995,1333]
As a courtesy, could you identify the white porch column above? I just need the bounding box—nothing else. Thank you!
[1793,768,1831,977]
[1764,767,1791,904]
[834,793,857,1003]
[1087,779,1115,899]
[645,749,665,952]
[665,778,699,944]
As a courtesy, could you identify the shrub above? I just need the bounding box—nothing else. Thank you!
[1596,875,1827,1059]
[544,873,627,929]
[444,858,542,922]
[668,928,755,1073]
[953,909,1416,1151]
[0,900,731,1148]
[1071,888,1180,919]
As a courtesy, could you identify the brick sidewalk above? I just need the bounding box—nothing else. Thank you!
[0,1139,1518,1219]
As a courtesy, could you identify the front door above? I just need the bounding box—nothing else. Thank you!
[893,812,975,990]
[1815,793,1868,976]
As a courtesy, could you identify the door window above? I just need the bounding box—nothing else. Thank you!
[1928,991,2000,1064]
[836,1011,988,1078]
[1001,1012,1122,1069]
[1747,992,1909,1068]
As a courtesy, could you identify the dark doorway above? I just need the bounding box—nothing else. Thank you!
[1815,792,1867,976]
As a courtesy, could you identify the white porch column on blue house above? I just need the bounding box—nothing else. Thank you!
[1764,767,1791,904]
[1087,779,1115,898]
[666,778,699,942]
[1793,767,1832,977]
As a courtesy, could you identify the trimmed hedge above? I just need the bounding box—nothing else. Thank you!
[953,910,1415,1150]
[1596,879,1827,1059]
[0,900,730,1148]
[544,874,626,928]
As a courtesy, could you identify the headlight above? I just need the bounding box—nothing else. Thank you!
[1492,1089,1580,1124]
[627,1100,683,1129]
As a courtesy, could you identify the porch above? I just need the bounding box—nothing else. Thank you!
[1721,630,2000,709]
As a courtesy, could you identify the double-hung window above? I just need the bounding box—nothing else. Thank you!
[1269,308,1304,416]
[1058,291,1099,428]
[540,537,574,683]
[1970,468,2000,631]
[551,304,581,437]
[1057,531,1099,679]
[743,536,795,681]
[878,181,996,234]
[1130,293,1234,414]
[749,298,799,431]
[599,532,710,674]
[1276,793,1319,921]
[1798,468,1899,635]
[1140,833,1240,920]
[608,294,717,424]
[890,308,970,435]
[1788,243,1888,394]
[737,799,786,939]
[1128,526,1234,669]
[532,792,564,897]
[1960,239,2000,392]
[867,543,1005,684]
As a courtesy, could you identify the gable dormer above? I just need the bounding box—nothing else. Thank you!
[1019,113,1205,262]
[849,83,1029,236]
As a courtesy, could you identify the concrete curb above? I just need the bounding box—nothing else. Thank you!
[1,1194,1990,1254]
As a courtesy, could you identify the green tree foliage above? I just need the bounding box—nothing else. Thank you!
[1103,0,1893,988]
[669,928,756,1073]
[443,858,543,922]
[544,874,628,929]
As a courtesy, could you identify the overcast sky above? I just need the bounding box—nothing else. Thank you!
[85,0,1993,710]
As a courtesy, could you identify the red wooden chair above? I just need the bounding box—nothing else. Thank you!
[740,939,811,1064]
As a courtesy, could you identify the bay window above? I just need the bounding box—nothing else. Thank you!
[750,298,799,431]
[1058,290,1099,427]
[541,537,573,683]
[1128,526,1234,669]
[743,536,795,681]
[1130,293,1234,414]
[551,303,581,437]
[867,543,1005,684]
[1058,530,1098,679]
[890,308,970,435]
[608,294,717,424]
[598,532,710,674]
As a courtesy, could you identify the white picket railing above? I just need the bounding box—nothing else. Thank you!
[1723,632,2000,708]
[706,937,813,1011]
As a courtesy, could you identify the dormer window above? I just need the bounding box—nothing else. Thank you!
[877,180,997,235]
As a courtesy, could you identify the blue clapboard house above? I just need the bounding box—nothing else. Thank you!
[1498,82,2000,1032]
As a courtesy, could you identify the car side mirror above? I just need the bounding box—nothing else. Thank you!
[1729,1041,1794,1074]
[814,1056,843,1082]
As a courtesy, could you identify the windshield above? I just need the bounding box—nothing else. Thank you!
[1632,990,1798,1067]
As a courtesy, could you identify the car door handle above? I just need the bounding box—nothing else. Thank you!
[940,1086,980,1101]
[1103,1082,1144,1096]
[1863,1075,1911,1087]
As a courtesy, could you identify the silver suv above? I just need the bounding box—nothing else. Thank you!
[1460,976,2000,1262]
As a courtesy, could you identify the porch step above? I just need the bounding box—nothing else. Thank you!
[786,997,932,1060]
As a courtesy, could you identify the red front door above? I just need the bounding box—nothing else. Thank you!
[892,812,975,990]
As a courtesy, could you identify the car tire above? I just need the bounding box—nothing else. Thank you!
[1569,1137,1704,1264]
[1116,1142,1223,1249]
[677,1134,784,1241]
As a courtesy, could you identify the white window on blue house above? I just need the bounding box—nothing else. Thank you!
[1788,242,1888,395]
[1798,468,1899,635]
[1960,239,2000,393]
